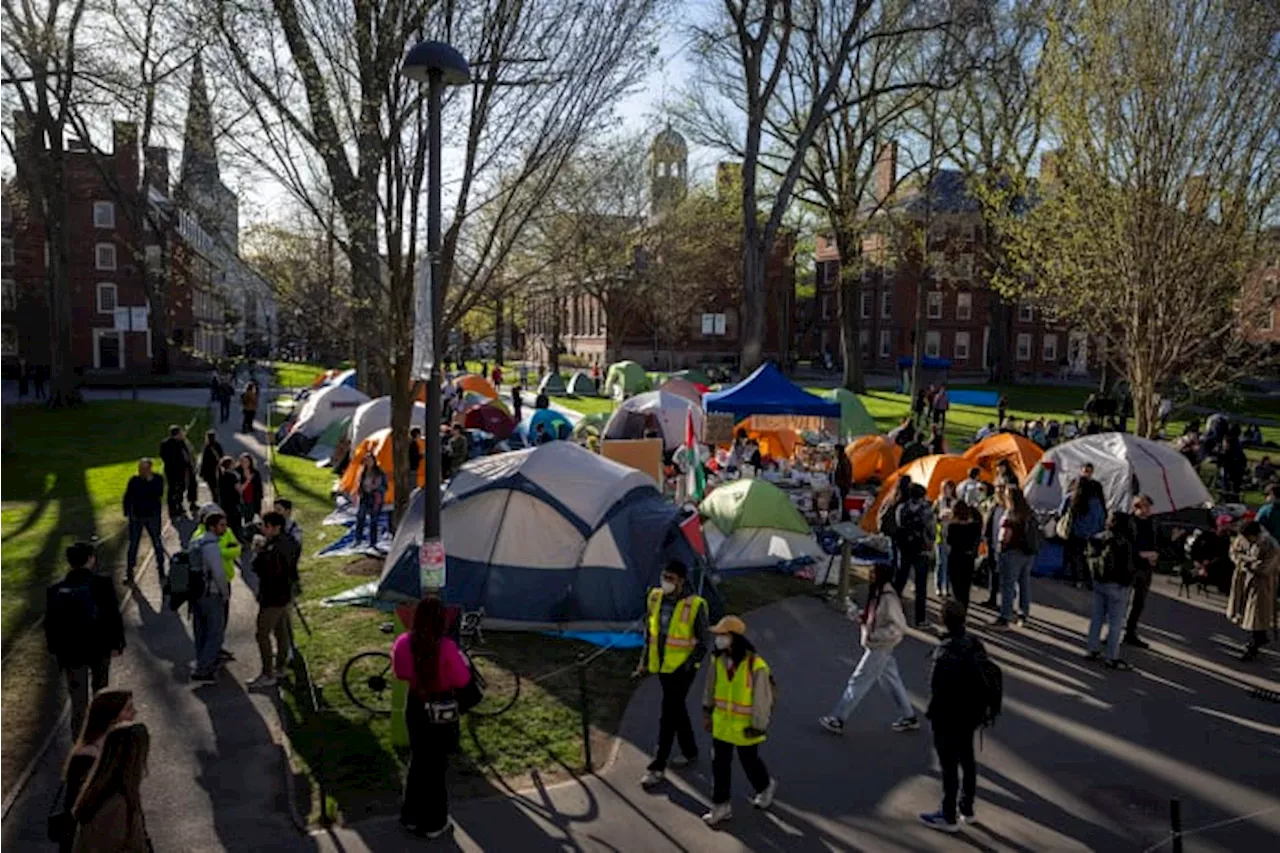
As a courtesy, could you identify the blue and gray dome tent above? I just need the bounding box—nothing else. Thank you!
[378,442,717,631]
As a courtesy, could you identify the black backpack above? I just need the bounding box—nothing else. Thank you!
[47,580,102,665]
[165,540,206,610]
[973,644,1003,729]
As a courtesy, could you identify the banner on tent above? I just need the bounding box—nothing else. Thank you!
[750,414,838,434]
[703,413,736,445]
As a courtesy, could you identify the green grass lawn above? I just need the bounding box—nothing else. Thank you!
[1,400,209,797]
[274,360,344,390]
[548,394,616,417]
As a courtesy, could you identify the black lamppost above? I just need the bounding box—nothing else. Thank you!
[400,41,469,570]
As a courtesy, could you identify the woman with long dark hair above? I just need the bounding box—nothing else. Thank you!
[391,598,472,837]
[236,453,263,527]
[946,501,982,607]
[55,691,135,852]
[71,722,151,852]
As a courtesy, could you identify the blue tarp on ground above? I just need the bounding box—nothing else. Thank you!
[703,362,840,419]
[896,356,953,370]
[949,390,1001,407]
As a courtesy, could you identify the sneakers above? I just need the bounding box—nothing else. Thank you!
[919,811,960,833]
[702,803,732,826]
[960,811,978,826]
[248,673,277,688]
[751,778,777,809]
[668,754,695,768]
[1104,658,1133,671]
[991,617,1011,629]
[217,649,236,662]
[818,716,844,735]
[1085,650,1102,662]
[424,817,453,839]
[639,770,665,789]
[891,716,920,732]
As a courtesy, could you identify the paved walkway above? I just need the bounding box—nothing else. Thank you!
[1,371,300,852]
[311,578,1280,852]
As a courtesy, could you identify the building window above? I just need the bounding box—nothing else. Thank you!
[1,238,13,266]
[860,291,870,319]
[2,279,15,310]
[821,295,830,321]
[1,325,15,356]
[881,291,892,320]
[879,329,892,358]
[1016,332,1032,361]
[954,254,973,281]
[1264,310,1276,333]
[1018,302,1034,323]
[1043,333,1058,362]
[145,245,161,268]
[96,242,117,271]
[860,328,870,358]
[925,330,941,358]
[701,313,726,336]
[1,197,11,225]
[954,330,970,361]
[961,222,976,247]
[96,282,118,314]
[956,292,972,321]
[93,201,115,229]
[928,251,947,278]
[927,290,943,320]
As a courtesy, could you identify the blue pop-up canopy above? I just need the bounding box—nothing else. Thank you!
[703,362,840,419]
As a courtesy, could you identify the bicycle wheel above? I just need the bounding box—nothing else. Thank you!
[466,650,521,717]
[342,651,394,715]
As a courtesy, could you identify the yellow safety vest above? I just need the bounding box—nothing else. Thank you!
[645,589,706,674]
[712,653,769,746]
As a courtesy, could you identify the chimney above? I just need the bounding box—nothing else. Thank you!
[145,146,170,195]
[1186,175,1208,217]
[1039,150,1059,184]
[112,121,140,187]
[874,141,898,204]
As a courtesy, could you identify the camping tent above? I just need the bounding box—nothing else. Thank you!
[846,435,903,483]
[703,362,840,419]
[338,427,426,503]
[538,372,567,396]
[964,433,1044,483]
[518,408,572,443]
[307,416,352,462]
[658,376,707,407]
[862,454,981,532]
[572,411,609,441]
[698,479,821,570]
[602,390,704,451]
[672,368,712,387]
[280,384,371,454]
[378,442,700,630]
[567,371,597,396]
[456,374,498,400]
[727,416,799,459]
[350,396,428,449]
[829,388,877,439]
[463,403,516,440]
[604,361,651,399]
[1022,433,1212,516]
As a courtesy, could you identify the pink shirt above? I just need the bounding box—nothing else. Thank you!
[391,635,471,694]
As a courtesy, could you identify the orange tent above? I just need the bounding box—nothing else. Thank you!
[963,433,1044,483]
[726,416,799,459]
[455,374,498,400]
[861,454,986,532]
[846,435,902,483]
[311,369,339,389]
[339,427,426,503]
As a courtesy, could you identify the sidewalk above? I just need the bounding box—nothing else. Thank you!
[0,371,303,851]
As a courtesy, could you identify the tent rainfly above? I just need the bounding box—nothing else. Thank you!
[702,362,840,420]
[604,361,651,399]
[567,371,597,396]
[537,372,568,396]
[602,390,705,452]
[698,479,822,570]
[350,396,428,449]
[829,388,877,439]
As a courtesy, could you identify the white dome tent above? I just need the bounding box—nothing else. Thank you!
[602,390,705,452]
[1022,433,1213,516]
[350,396,428,449]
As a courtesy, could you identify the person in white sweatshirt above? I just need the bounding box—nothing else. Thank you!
[819,561,920,734]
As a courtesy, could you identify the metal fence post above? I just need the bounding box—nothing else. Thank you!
[577,654,593,771]
[1170,798,1182,853]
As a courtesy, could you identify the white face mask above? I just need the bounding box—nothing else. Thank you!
[714,634,732,651]
[660,580,676,595]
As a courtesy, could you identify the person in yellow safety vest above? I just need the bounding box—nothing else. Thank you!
[635,562,709,789]
[700,615,777,827]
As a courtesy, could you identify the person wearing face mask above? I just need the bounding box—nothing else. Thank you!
[700,616,776,827]
[636,562,708,789]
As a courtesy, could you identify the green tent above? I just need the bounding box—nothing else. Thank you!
[567,371,597,396]
[314,415,350,448]
[672,368,712,386]
[829,388,877,439]
[698,479,810,536]
[537,372,567,395]
[572,411,609,440]
[604,360,651,399]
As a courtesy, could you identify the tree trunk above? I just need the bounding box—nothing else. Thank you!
[549,288,561,375]
[834,225,865,393]
[909,268,927,411]
[988,296,1014,384]
[42,143,80,408]
[494,295,505,366]
[1130,357,1158,439]
[741,240,766,372]
[347,211,382,397]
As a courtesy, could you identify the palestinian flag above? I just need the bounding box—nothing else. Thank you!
[684,409,706,503]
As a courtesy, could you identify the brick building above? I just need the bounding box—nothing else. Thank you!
[1242,228,1280,346]
[806,145,1090,380]
[523,129,795,371]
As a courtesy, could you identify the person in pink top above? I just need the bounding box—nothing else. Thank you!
[391,598,472,838]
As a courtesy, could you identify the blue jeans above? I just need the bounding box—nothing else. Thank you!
[999,551,1034,621]
[127,515,165,573]
[192,594,228,677]
[935,542,950,595]
[1088,583,1128,661]
[829,647,914,722]
[356,498,382,546]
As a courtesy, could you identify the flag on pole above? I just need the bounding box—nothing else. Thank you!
[684,408,705,502]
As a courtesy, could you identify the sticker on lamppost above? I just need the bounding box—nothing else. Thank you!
[419,537,446,591]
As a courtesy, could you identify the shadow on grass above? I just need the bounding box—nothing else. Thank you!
[272,452,336,511]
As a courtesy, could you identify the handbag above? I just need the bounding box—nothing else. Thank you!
[456,665,485,714]
[47,781,74,843]
[1054,511,1073,541]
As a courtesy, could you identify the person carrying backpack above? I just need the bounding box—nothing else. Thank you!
[1084,510,1136,671]
[190,512,233,682]
[45,542,124,736]
[920,599,1000,834]
[894,484,937,627]
[994,486,1039,628]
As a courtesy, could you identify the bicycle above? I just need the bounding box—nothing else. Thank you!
[340,607,521,718]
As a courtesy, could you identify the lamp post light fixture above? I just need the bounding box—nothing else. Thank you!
[400,40,470,585]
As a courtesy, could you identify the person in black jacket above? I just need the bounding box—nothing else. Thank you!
[217,456,245,540]
[920,599,986,833]
[946,501,982,607]
[158,425,194,519]
[1125,495,1158,649]
[408,427,424,481]
[45,542,125,738]
[248,513,299,687]
[122,458,166,584]
[1085,511,1136,670]
[199,431,224,502]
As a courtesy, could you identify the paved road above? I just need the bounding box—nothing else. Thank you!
[1,372,299,852]
[312,579,1280,852]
